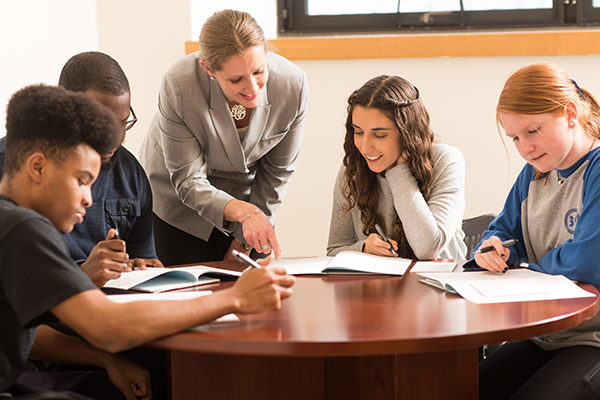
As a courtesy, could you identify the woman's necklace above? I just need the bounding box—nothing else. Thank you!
[231,104,246,121]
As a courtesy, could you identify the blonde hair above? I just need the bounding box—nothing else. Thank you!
[497,62,600,140]
[199,9,268,72]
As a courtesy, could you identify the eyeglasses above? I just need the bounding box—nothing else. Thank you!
[121,106,137,132]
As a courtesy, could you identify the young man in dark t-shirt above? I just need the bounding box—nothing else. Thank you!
[0,84,295,398]
[0,85,147,399]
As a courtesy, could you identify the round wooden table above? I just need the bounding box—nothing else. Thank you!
[149,268,598,400]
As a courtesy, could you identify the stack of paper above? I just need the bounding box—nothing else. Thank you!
[106,291,239,324]
[418,269,595,303]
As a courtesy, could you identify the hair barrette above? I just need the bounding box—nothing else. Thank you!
[397,87,420,107]
[571,79,584,99]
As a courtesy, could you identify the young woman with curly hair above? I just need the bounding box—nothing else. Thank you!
[327,75,467,260]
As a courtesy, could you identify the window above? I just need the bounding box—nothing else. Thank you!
[278,0,600,34]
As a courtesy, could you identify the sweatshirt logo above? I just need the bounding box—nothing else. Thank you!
[564,208,579,234]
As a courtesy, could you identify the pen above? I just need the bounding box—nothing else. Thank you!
[232,249,262,269]
[112,228,136,271]
[475,239,517,254]
[374,223,397,256]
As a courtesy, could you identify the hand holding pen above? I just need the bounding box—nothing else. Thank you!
[232,249,263,269]
[110,228,140,271]
[228,250,295,314]
[474,237,518,273]
[110,227,163,270]
[375,224,397,256]
[80,228,129,287]
[362,224,398,257]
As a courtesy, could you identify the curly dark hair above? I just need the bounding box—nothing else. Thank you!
[59,51,130,95]
[342,75,435,258]
[4,84,119,176]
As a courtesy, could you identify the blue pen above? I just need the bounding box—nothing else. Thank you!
[375,223,397,256]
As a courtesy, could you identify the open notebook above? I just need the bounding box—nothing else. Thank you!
[271,251,456,276]
[103,266,241,293]
[106,291,239,325]
[418,268,595,303]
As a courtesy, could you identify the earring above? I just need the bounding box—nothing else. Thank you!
[210,76,215,81]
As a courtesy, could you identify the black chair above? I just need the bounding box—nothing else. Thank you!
[463,213,506,360]
[462,213,496,258]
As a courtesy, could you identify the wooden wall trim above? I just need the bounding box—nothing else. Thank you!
[185,29,600,60]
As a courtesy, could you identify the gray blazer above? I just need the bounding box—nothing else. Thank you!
[140,51,309,241]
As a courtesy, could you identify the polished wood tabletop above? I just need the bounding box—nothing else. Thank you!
[147,263,599,400]
[151,266,598,356]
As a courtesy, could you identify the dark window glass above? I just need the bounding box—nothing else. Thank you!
[279,0,598,34]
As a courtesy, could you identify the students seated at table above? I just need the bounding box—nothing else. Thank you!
[469,63,600,399]
[327,75,467,260]
[0,51,162,288]
[0,84,295,399]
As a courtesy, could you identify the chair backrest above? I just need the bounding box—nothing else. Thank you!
[462,213,497,258]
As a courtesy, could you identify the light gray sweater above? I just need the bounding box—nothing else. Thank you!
[327,144,467,260]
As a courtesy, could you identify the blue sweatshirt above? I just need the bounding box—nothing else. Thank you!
[471,147,600,287]
[466,147,600,349]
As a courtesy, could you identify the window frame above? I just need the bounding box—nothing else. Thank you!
[278,0,598,34]
[582,0,600,22]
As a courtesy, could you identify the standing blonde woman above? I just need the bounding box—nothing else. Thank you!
[469,63,600,399]
[141,9,308,265]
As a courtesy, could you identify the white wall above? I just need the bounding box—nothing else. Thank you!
[190,0,277,41]
[0,0,98,136]
[96,0,191,157]
[5,1,600,258]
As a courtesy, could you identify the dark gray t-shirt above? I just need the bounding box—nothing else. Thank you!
[0,195,96,391]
